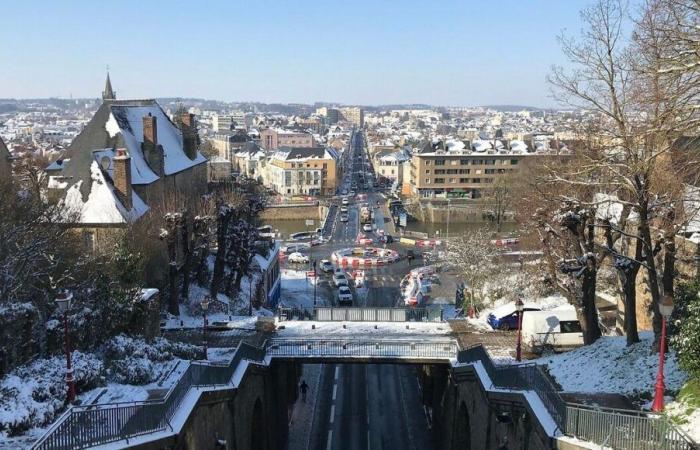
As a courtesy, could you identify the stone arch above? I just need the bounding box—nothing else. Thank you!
[453,401,471,450]
[250,398,265,450]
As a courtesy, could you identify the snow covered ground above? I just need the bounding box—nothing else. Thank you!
[536,332,688,397]
[279,269,331,308]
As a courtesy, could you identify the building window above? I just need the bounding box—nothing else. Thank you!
[83,231,95,251]
[425,169,431,174]
[446,169,458,174]
[484,178,494,183]
[434,178,445,184]
[485,159,496,165]
[485,169,496,174]
[511,159,519,165]
[448,178,457,183]
[434,169,445,174]
[425,160,431,165]
[450,160,459,165]
[460,159,470,165]
[459,178,469,183]
[425,178,431,184]
[472,178,481,183]
[391,169,395,174]
[459,169,470,174]
[435,159,445,166]
[323,163,327,169]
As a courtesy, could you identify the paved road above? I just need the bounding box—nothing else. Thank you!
[295,130,435,450]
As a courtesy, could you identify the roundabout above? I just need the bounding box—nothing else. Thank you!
[331,246,401,267]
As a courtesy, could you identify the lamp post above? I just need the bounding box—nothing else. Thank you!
[201,296,210,360]
[515,298,524,362]
[652,294,674,412]
[313,259,317,306]
[55,291,76,404]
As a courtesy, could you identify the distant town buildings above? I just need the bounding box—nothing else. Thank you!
[259,127,315,150]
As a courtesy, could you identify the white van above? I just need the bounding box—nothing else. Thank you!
[522,305,583,355]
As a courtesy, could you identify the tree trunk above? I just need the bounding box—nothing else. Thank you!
[180,211,191,303]
[581,264,602,344]
[621,265,640,345]
[210,207,231,300]
[639,211,663,349]
[166,231,179,316]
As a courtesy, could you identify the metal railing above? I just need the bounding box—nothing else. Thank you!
[455,345,696,450]
[266,338,458,359]
[32,343,265,450]
[277,306,445,322]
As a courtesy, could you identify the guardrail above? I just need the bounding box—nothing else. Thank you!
[266,338,458,359]
[32,343,265,450]
[456,345,696,450]
[277,306,445,322]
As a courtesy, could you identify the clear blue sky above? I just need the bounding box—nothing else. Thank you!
[0,0,589,107]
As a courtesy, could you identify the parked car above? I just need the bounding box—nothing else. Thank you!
[319,259,334,273]
[522,305,583,354]
[280,243,309,254]
[362,223,373,232]
[333,272,349,287]
[287,252,310,264]
[487,302,542,331]
[337,286,353,305]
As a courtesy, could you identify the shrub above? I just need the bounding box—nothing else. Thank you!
[670,281,700,379]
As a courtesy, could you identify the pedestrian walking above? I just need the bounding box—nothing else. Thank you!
[299,380,309,402]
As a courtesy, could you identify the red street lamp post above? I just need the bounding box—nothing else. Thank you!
[55,291,76,404]
[652,294,675,412]
[515,298,524,362]
[201,296,210,360]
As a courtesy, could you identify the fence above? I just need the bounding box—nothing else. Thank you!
[32,343,265,450]
[266,338,458,360]
[277,306,444,322]
[456,345,696,450]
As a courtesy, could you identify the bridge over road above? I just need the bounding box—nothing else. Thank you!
[31,316,696,450]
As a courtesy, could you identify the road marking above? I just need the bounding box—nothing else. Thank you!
[329,404,335,423]
[326,430,333,450]
[334,366,340,380]
[332,384,337,400]
[367,430,371,450]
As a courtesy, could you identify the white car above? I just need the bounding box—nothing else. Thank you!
[337,286,353,305]
[362,223,373,232]
[340,205,349,213]
[333,272,349,287]
[320,259,334,273]
[287,252,310,264]
[342,198,349,206]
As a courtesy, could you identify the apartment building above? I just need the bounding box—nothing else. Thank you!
[211,130,252,161]
[212,111,247,132]
[372,148,410,185]
[408,140,561,199]
[259,127,315,150]
[262,146,340,196]
[340,107,364,128]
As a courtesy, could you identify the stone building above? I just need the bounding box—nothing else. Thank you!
[46,76,208,248]
[259,127,315,150]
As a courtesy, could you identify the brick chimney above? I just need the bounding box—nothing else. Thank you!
[113,148,132,210]
[180,112,198,160]
[142,113,164,176]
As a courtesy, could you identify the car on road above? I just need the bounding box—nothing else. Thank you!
[362,223,373,232]
[333,272,349,287]
[319,259,334,273]
[342,198,349,206]
[287,252,310,264]
[487,302,543,331]
[340,213,349,222]
[340,205,348,213]
[337,286,353,305]
[378,234,394,244]
[280,243,309,254]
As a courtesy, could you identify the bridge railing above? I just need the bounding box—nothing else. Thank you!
[455,345,696,450]
[278,306,445,322]
[266,338,458,359]
[32,342,265,450]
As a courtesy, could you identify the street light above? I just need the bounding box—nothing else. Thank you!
[313,259,318,306]
[652,294,674,412]
[201,296,210,360]
[515,298,525,362]
[55,291,76,404]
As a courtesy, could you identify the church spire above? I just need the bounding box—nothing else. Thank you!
[102,72,116,101]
